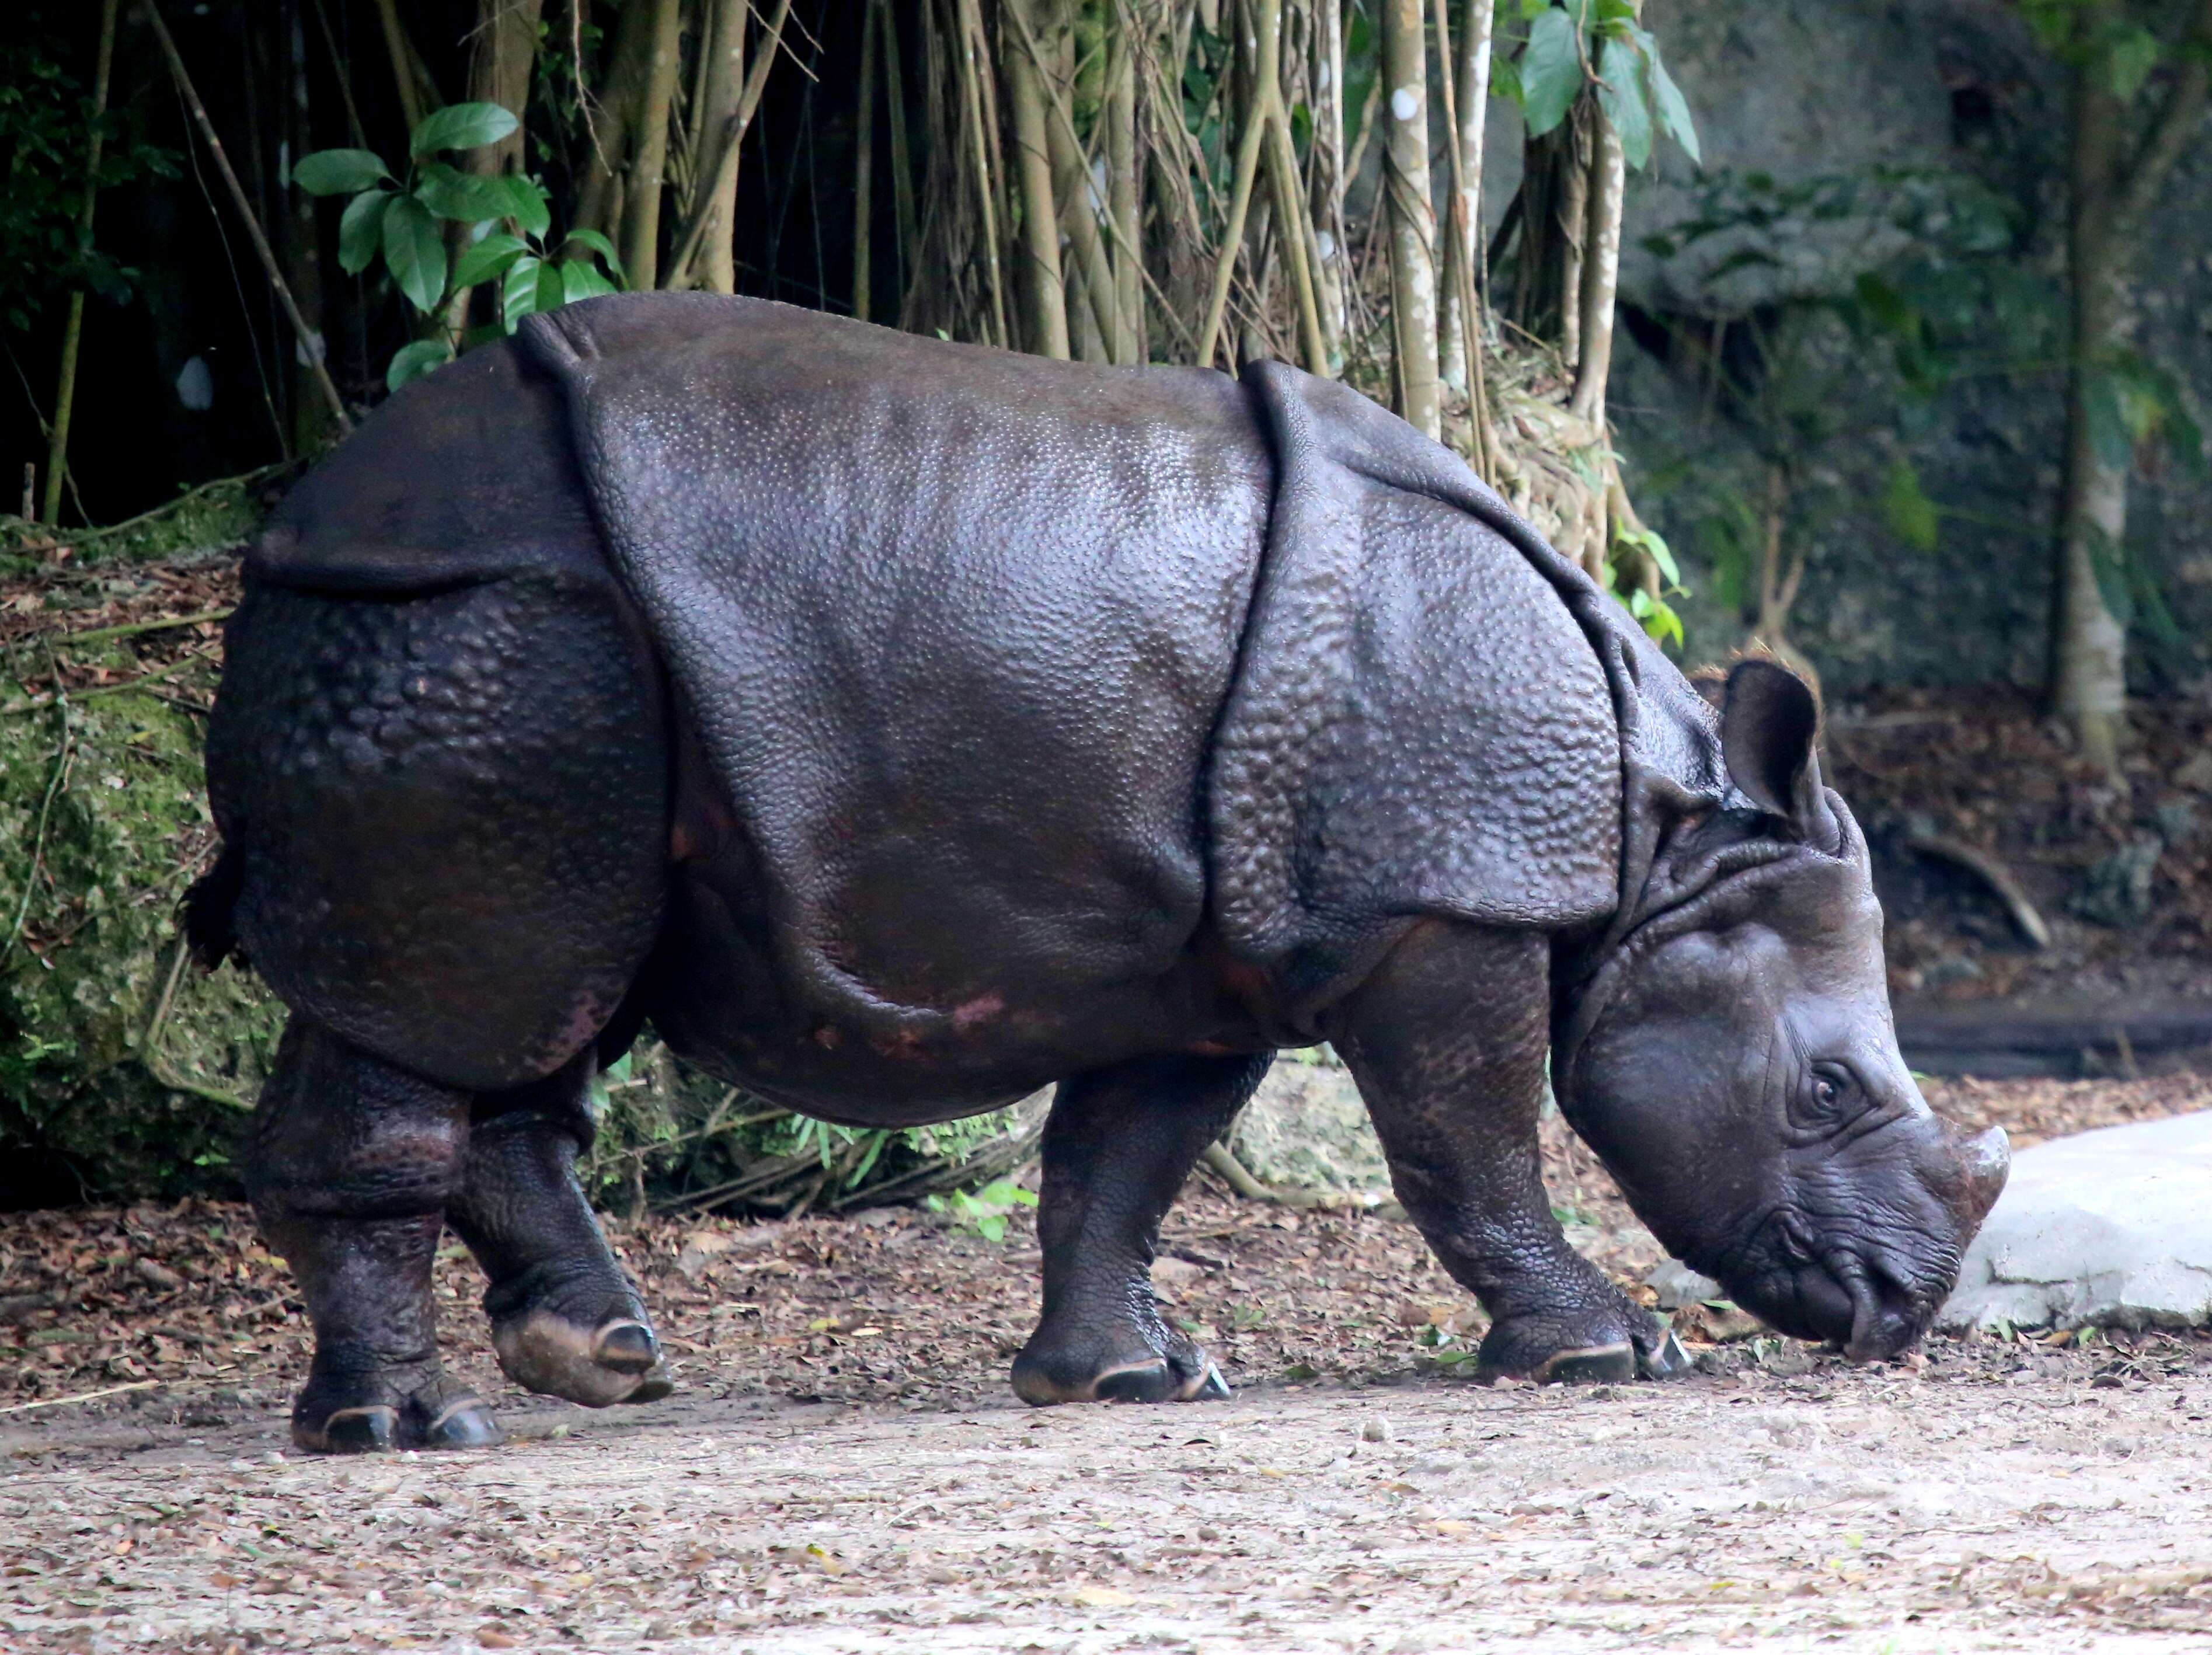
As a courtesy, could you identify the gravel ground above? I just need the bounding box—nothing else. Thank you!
[6,1078,2212,1653]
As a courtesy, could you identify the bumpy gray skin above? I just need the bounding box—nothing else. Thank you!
[193,294,2008,1452]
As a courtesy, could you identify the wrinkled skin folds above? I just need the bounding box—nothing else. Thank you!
[193,294,2005,1451]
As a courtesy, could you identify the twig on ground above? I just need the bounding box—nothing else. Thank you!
[0,1380,162,1415]
[1906,831,2054,950]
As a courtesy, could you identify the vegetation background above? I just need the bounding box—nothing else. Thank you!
[2,0,2208,1211]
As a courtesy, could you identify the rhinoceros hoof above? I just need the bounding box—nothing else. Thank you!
[492,1311,675,1407]
[1011,1331,1229,1406]
[291,1379,503,1455]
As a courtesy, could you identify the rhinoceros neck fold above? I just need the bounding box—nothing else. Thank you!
[1210,361,1725,1029]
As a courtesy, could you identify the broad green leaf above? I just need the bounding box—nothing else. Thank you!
[559,256,616,303]
[492,173,552,237]
[1645,42,1701,165]
[452,232,529,290]
[502,253,545,332]
[1881,458,1940,552]
[413,161,511,223]
[380,193,448,314]
[1518,7,1586,138]
[1619,524,1681,586]
[1596,36,1653,169]
[2082,371,2133,471]
[292,148,388,196]
[336,189,391,276]
[410,100,520,157]
[2110,25,2160,102]
[384,338,451,393]
[562,227,628,285]
[535,260,565,315]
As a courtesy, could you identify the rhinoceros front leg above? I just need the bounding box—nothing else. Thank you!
[1330,922,1687,1385]
[1012,1053,1269,1405]
[445,1056,674,1409]
[243,1018,501,1453]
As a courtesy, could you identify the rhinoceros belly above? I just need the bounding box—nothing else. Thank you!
[518,295,1276,1121]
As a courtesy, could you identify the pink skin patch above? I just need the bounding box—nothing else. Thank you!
[952,994,1006,1032]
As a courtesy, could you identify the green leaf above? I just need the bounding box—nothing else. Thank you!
[535,260,565,315]
[292,148,388,196]
[384,339,451,393]
[561,227,627,285]
[1596,36,1653,170]
[1643,40,1701,165]
[410,101,520,157]
[502,253,545,332]
[492,173,552,237]
[1881,458,1940,552]
[2083,371,2134,472]
[559,256,616,304]
[336,189,391,276]
[1518,7,1587,138]
[2110,25,2161,103]
[413,161,511,223]
[380,193,448,313]
[452,232,529,290]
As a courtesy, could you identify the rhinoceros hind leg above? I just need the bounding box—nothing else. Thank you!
[245,1019,505,1454]
[1012,1053,1267,1406]
[1332,923,1678,1388]
[448,1057,674,1409]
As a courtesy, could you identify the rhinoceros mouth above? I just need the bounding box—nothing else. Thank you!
[1733,1210,1944,1362]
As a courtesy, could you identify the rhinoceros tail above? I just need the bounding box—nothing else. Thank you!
[183,837,247,971]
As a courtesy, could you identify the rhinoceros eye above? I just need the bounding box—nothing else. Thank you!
[1792,1064,1864,1133]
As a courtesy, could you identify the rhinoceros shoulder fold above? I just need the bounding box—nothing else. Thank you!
[1210,362,1722,1011]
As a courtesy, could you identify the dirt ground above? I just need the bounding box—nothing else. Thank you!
[8,1075,2212,1654]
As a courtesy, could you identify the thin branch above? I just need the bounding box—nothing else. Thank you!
[141,2,351,432]
[2112,0,2212,237]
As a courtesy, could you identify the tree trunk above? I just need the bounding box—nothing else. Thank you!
[1381,0,1438,438]
[619,0,685,291]
[1105,26,1144,364]
[1568,104,1624,423]
[1439,0,1492,395]
[1005,0,1072,358]
[1307,0,1347,367]
[694,0,748,295]
[2048,0,2212,779]
[464,0,544,176]
[577,0,661,243]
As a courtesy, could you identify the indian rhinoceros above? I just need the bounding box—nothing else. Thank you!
[188,292,2008,1454]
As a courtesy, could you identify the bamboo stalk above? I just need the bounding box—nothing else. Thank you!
[141,2,350,433]
[955,0,1011,347]
[619,0,684,290]
[1568,103,1625,423]
[1431,0,1493,480]
[1105,24,1144,363]
[854,0,878,319]
[880,0,918,304]
[1005,0,1072,357]
[1307,0,1347,365]
[692,0,748,295]
[371,0,427,134]
[43,0,119,526]
[1194,0,1277,370]
[668,0,793,290]
[1381,0,1439,437]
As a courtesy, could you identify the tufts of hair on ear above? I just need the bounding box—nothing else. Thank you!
[1719,657,1826,832]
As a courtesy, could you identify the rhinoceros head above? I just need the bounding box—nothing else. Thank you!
[1555,661,2009,1360]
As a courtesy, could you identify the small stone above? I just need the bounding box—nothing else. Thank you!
[1644,1259,1724,1310]
[1361,1416,1394,1443]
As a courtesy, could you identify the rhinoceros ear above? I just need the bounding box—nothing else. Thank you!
[1720,659,1826,834]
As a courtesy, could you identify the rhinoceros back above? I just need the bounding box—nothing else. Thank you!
[518,294,1272,1058]
[1212,363,1718,1013]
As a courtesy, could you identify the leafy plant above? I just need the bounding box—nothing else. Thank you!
[292,102,624,392]
[1503,0,1701,170]
[924,1177,1039,1243]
